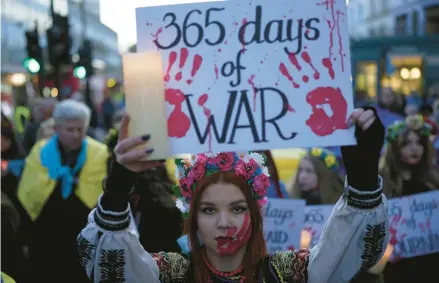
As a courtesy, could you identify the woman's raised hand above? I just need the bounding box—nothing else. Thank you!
[113,115,164,172]
[342,107,385,190]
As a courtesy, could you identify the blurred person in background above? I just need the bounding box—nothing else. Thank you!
[1,192,30,283]
[104,127,183,253]
[16,99,109,283]
[22,98,57,153]
[288,148,344,205]
[380,115,439,197]
[1,112,26,199]
[378,88,405,116]
[102,89,116,131]
[254,150,288,198]
[36,117,55,141]
[380,114,439,283]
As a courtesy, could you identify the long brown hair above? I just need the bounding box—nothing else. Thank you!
[185,172,267,282]
[288,155,344,204]
[380,130,439,197]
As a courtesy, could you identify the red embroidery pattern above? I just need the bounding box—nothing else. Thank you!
[151,252,189,282]
[151,252,171,275]
[292,249,310,283]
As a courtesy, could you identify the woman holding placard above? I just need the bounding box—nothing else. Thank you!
[78,108,389,283]
[380,114,439,283]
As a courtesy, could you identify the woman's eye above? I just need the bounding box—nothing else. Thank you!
[202,207,215,214]
[232,206,247,213]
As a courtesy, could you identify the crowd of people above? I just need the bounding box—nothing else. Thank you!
[1,87,438,282]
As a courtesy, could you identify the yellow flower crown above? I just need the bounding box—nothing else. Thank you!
[307,148,339,171]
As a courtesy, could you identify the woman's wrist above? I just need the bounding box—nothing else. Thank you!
[101,158,137,211]
[345,156,379,190]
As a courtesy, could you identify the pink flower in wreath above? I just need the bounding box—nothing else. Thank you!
[235,159,258,179]
[215,152,235,171]
[179,177,194,198]
[252,173,270,197]
[196,154,208,164]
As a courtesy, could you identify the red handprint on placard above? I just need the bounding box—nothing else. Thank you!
[278,50,347,137]
[389,215,407,262]
[164,48,203,138]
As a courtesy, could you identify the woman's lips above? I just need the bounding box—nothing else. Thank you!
[215,236,235,240]
[215,236,235,246]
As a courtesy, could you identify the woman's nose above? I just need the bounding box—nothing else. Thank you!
[298,173,307,182]
[217,211,230,228]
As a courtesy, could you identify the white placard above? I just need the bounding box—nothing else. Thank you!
[303,204,334,248]
[134,0,355,156]
[387,190,439,261]
[262,198,305,252]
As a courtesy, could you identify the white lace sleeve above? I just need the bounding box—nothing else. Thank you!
[77,195,161,283]
[307,176,389,283]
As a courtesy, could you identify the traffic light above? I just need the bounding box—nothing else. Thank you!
[47,14,71,67]
[74,40,93,79]
[23,28,42,73]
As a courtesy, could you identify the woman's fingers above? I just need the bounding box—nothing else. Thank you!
[358,109,375,131]
[114,134,150,155]
[347,108,376,130]
[346,108,364,128]
[362,116,375,131]
[118,114,130,142]
[116,148,154,164]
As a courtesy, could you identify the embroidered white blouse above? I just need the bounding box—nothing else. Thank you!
[78,176,389,283]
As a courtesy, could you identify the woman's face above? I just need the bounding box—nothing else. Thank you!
[400,131,424,165]
[197,182,252,257]
[380,88,396,106]
[1,135,11,152]
[297,158,318,191]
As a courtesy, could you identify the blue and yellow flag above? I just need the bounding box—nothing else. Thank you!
[17,137,109,221]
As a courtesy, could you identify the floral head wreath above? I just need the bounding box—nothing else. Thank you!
[172,152,270,218]
[306,148,339,172]
[386,115,432,143]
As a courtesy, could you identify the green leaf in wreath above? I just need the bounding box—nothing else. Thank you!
[172,185,182,197]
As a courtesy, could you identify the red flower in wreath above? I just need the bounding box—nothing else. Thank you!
[215,152,235,171]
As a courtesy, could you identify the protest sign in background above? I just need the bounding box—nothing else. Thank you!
[303,204,334,248]
[387,190,439,261]
[262,198,305,253]
[135,0,355,156]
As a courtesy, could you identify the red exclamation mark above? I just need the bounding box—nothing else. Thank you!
[279,63,300,89]
[175,48,188,81]
[164,51,177,83]
[187,54,203,85]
